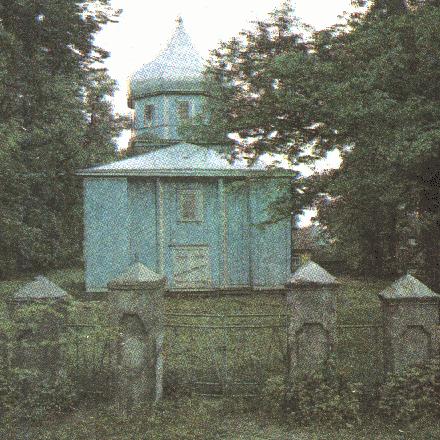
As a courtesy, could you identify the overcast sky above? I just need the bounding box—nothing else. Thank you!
[96,0,356,132]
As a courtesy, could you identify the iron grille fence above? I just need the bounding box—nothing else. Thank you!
[163,313,385,396]
[0,316,385,399]
[62,324,119,400]
[336,324,385,386]
[164,313,289,396]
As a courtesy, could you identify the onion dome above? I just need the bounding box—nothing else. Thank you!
[128,17,205,107]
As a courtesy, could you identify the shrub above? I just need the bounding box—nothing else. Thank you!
[289,367,362,427]
[379,357,440,424]
[260,375,290,418]
[2,367,77,421]
[261,359,362,427]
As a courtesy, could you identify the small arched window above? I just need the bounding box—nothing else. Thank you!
[144,105,154,127]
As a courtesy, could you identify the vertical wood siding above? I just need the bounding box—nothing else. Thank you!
[84,178,130,291]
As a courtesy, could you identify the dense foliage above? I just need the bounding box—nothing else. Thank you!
[0,297,118,423]
[0,1,126,278]
[379,357,440,424]
[201,0,440,286]
[261,361,362,427]
[313,0,440,282]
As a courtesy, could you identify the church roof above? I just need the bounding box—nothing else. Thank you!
[128,17,205,103]
[78,143,295,178]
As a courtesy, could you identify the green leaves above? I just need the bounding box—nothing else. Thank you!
[0,1,124,277]
[379,357,440,424]
[201,1,440,282]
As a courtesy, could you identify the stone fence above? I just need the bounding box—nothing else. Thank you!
[285,261,440,378]
[6,260,440,407]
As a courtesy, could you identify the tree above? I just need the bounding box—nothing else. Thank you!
[0,1,125,277]
[201,1,440,284]
[309,2,440,282]
[184,3,322,219]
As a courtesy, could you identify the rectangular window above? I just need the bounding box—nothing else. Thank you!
[177,101,190,122]
[178,190,203,222]
[291,252,303,272]
[144,104,154,127]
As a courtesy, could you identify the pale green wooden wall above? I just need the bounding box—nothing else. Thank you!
[84,178,130,291]
[83,176,291,291]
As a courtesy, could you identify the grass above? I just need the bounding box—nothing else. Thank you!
[1,267,414,439]
[3,398,440,440]
[0,267,388,320]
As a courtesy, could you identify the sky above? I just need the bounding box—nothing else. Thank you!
[96,0,356,149]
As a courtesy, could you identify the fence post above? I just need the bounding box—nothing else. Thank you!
[285,261,338,380]
[9,276,69,375]
[378,274,440,375]
[107,262,166,409]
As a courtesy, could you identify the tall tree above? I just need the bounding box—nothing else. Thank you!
[309,1,440,282]
[184,3,319,219]
[0,1,125,277]
[201,1,440,284]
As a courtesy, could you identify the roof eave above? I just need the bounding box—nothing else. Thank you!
[76,169,295,178]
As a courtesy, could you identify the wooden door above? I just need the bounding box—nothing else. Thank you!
[172,245,211,289]
[163,180,219,289]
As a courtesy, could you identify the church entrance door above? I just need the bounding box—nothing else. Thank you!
[171,245,211,289]
[164,181,218,289]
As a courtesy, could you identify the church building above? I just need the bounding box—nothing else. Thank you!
[78,18,293,292]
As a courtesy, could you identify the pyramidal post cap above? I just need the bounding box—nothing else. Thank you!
[13,276,69,302]
[108,262,167,290]
[378,274,439,301]
[287,261,338,287]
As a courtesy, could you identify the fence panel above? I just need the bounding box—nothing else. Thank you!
[336,324,385,386]
[63,324,119,401]
[164,313,288,396]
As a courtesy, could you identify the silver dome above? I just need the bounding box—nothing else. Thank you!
[129,17,205,103]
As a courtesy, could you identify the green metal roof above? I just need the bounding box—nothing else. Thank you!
[13,276,69,302]
[78,143,295,178]
[107,262,166,290]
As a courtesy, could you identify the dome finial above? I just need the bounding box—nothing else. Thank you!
[176,15,183,26]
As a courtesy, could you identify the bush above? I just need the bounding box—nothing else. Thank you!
[0,302,110,421]
[1,367,77,421]
[260,375,289,418]
[261,359,362,427]
[379,357,440,424]
[289,367,362,427]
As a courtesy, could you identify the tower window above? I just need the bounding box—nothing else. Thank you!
[177,101,191,122]
[144,105,154,127]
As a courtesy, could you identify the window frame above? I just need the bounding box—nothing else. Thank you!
[177,100,191,122]
[177,189,203,223]
[143,104,155,128]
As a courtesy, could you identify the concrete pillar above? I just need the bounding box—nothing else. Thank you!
[107,262,166,408]
[378,274,440,374]
[9,276,69,375]
[286,261,338,380]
